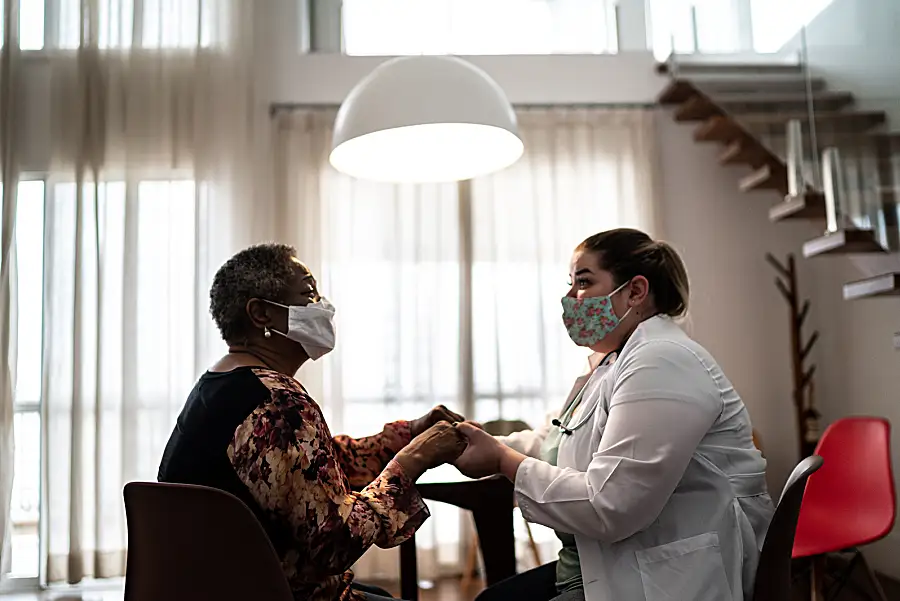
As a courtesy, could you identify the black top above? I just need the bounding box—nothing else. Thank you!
[158,367,290,552]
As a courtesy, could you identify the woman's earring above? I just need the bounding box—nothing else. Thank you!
[263,327,272,339]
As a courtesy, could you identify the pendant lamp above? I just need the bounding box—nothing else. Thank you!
[329,55,524,183]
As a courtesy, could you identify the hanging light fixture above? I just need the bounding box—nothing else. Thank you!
[330,55,524,183]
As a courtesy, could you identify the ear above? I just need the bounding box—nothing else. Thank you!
[626,276,651,307]
[245,298,273,330]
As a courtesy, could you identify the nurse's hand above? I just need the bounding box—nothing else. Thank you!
[454,422,526,481]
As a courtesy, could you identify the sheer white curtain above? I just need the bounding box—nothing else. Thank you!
[274,111,464,580]
[0,0,20,576]
[471,109,661,424]
[272,107,660,579]
[34,0,261,583]
[471,108,661,563]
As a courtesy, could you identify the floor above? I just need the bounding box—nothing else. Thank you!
[374,578,484,601]
[2,574,898,601]
[0,578,484,601]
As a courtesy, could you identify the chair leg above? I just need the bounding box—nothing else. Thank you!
[823,551,863,601]
[461,531,480,591]
[858,553,889,601]
[523,518,541,568]
[811,556,826,601]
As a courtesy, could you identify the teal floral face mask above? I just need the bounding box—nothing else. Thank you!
[561,280,631,347]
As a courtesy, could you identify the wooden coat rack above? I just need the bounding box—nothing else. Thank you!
[766,253,821,459]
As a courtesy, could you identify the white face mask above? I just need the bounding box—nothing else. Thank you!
[267,298,336,360]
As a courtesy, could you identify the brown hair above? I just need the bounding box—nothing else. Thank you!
[577,228,690,318]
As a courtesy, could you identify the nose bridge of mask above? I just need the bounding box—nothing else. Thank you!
[287,299,334,327]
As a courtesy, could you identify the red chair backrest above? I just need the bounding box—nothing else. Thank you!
[794,417,896,556]
[123,482,294,601]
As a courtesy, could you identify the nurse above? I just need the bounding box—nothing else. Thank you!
[454,228,774,601]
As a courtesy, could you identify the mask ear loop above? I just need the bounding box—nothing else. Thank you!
[611,278,636,322]
[256,300,288,339]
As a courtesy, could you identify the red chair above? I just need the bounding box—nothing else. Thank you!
[792,417,896,601]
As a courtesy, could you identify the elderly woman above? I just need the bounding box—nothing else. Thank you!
[158,243,467,601]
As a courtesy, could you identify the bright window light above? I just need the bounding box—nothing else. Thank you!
[751,0,836,53]
[342,0,618,56]
[19,0,45,50]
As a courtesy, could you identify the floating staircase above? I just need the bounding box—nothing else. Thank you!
[657,58,900,300]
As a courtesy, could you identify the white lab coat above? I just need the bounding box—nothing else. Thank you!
[499,316,774,601]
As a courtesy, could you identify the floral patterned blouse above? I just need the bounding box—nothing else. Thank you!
[158,367,428,601]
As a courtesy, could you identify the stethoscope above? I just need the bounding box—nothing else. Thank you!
[551,349,620,435]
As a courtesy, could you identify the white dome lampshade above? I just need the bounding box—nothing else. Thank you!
[329,55,524,183]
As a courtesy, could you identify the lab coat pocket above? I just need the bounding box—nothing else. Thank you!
[635,532,732,601]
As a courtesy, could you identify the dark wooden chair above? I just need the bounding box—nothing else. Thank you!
[123,482,294,601]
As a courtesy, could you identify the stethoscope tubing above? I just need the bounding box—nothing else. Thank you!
[552,350,617,435]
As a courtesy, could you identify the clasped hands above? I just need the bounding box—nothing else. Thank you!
[396,405,521,481]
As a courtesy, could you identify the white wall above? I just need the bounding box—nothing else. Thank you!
[808,253,900,575]
[268,53,663,107]
[655,115,819,493]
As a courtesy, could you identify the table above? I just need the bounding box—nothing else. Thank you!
[399,472,517,601]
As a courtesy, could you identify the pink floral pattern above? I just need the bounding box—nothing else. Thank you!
[228,368,428,601]
[561,295,620,346]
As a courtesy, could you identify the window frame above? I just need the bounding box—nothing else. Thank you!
[1,174,46,592]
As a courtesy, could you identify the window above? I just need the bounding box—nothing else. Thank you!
[14,0,215,50]
[648,0,746,60]
[647,0,837,59]
[750,0,836,52]
[4,177,196,583]
[19,0,44,50]
[341,0,618,56]
[4,180,45,581]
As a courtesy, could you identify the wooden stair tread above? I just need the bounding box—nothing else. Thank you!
[674,95,722,121]
[658,80,701,104]
[658,77,829,105]
[843,273,900,300]
[673,91,857,123]
[769,193,827,221]
[656,58,802,76]
[712,90,853,103]
[754,129,900,143]
[872,131,900,146]
[695,112,886,145]
[691,75,827,94]
[719,138,771,168]
[802,229,887,257]
[694,115,745,143]
[737,110,886,128]
[739,164,788,194]
[714,91,854,112]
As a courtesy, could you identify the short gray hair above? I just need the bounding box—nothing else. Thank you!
[209,243,298,342]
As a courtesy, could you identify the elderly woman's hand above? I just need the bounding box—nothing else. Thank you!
[394,421,468,481]
[454,422,526,481]
[409,405,466,438]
